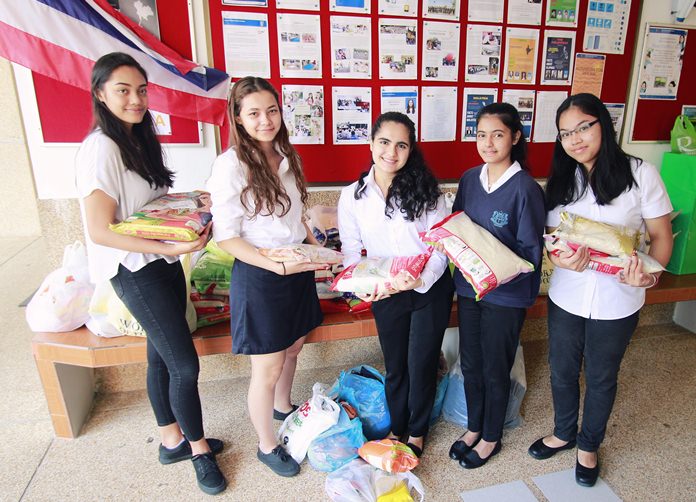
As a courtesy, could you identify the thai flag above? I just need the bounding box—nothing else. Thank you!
[0,0,230,125]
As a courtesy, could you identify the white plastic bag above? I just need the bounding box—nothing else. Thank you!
[325,459,425,502]
[26,242,94,332]
[278,383,341,463]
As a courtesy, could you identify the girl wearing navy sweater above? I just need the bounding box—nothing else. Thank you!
[448,103,545,468]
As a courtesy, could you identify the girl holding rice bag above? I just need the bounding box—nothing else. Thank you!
[75,53,225,495]
[206,77,328,478]
[448,103,545,469]
[529,94,673,487]
[338,112,454,459]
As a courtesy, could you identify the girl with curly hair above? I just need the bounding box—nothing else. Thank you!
[448,103,545,469]
[338,111,454,458]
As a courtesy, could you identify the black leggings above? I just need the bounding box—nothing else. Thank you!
[111,259,204,441]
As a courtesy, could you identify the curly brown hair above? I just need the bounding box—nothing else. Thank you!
[228,77,308,217]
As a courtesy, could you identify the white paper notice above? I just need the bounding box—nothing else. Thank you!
[467,0,503,23]
[421,86,457,142]
[541,30,576,85]
[330,16,372,79]
[461,88,497,142]
[504,28,540,85]
[331,0,370,14]
[422,0,461,21]
[507,0,542,26]
[282,85,324,144]
[605,103,625,140]
[422,21,460,81]
[465,24,502,83]
[277,13,322,78]
[276,0,319,10]
[378,0,417,17]
[533,91,567,142]
[637,27,687,101]
[333,87,372,144]
[222,12,270,78]
[502,89,536,140]
[583,0,631,55]
[379,18,418,79]
[381,86,419,137]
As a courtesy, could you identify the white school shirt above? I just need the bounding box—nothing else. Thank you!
[479,161,522,193]
[206,147,307,248]
[337,167,449,294]
[75,130,177,284]
[546,159,672,320]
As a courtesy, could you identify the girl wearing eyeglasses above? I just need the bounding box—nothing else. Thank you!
[528,93,673,487]
[447,103,545,469]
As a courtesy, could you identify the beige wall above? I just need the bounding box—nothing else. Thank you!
[0,59,41,236]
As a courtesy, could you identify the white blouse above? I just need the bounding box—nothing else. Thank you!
[337,167,449,294]
[207,147,307,249]
[546,158,672,320]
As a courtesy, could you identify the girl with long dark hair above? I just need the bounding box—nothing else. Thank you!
[528,93,673,487]
[448,102,545,469]
[337,111,454,458]
[206,77,326,477]
[75,52,226,495]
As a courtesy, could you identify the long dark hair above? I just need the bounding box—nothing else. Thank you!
[354,112,440,221]
[229,77,308,217]
[476,102,528,170]
[90,52,172,188]
[545,93,637,209]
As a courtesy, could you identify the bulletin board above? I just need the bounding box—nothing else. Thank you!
[32,0,200,144]
[206,0,642,183]
[629,24,696,143]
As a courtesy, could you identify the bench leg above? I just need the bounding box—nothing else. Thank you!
[674,300,696,334]
[34,358,95,438]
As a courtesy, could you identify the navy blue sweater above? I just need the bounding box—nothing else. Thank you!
[452,166,545,308]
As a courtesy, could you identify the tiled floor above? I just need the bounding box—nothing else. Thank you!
[4,237,696,501]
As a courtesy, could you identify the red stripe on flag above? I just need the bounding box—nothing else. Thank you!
[0,20,228,125]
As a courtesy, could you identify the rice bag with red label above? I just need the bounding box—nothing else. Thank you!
[330,253,431,295]
[357,439,419,473]
[423,211,533,301]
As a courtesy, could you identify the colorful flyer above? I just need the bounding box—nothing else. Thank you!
[571,53,605,96]
[503,28,539,85]
[637,26,687,100]
[546,0,578,27]
[461,88,497,142]
[583,0,632,55]
[381,86,419,137]
[502,89,535,140]
[282,85,325,144]
[378,18,418,79]
[277,13,322,78]
[465,24,502,83]
[332,87,372,144]
[541,30,576,85]
[421,21,460,82]
[330,16,372,79]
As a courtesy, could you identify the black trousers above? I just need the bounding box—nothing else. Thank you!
[371,271,454,438]
[548,299,638,451]
[111,259,204,441]
[457,296,526,442]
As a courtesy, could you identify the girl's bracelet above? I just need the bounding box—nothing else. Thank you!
[281,262,286,276]
[645,273,658,288]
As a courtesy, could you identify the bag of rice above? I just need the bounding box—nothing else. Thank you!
[553,211,641,257]
[330,253,431,295]
[423,211,534,301]
[357,439,419,473]
[544,235,664,275]
[110,191,212,242]
[259,243,344,264]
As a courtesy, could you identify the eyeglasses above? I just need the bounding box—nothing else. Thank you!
[557,119,599,142]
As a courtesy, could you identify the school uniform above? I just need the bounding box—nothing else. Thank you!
[207,147,322,355]
[338,168,453,438]
[452,162,545,442]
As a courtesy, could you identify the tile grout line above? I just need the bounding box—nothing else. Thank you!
[0,235,43,269]
[18,437,54,502]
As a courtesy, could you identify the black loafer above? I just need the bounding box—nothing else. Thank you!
[273,404,299,421]
[528,437,576,460]
[449,437,479,461]
[459,441,502,469]
[159,437,224,465]
[406,442,423,458]
[576,454,600,487]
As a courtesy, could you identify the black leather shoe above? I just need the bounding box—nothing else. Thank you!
[406,442,423,458]
[449,436,479,461]
[459,441,502,469]
[528,437,576,460]
[273,404,298,421]
[576,453,600,487]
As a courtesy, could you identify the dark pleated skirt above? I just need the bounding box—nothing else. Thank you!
[229,259,323,355]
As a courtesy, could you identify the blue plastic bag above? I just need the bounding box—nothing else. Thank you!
[307,407,366,472]
[329,365,391,440]
[429,373,450,426]
[442,345,526,429]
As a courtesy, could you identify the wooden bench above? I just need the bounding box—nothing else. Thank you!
[32,272,696,438]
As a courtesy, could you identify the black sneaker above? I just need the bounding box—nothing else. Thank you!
[273,404,299,421]
[159,438,224,465]
[192,452,227,495]
[257,446,300,477]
